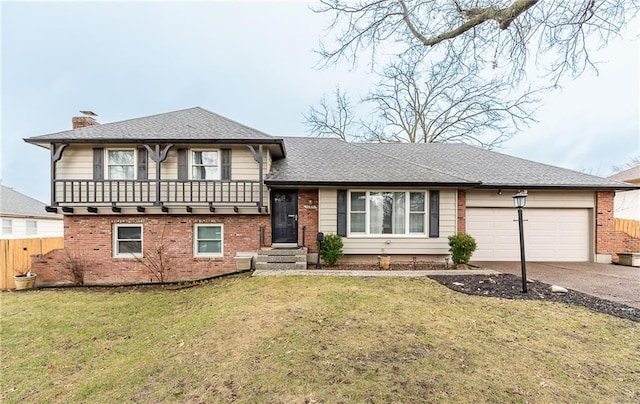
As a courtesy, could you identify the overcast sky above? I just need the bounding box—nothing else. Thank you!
[1,1,639,204]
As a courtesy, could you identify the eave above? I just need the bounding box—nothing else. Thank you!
[24,137,286,158]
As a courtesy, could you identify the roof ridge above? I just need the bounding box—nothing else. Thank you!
[355,142,478,184]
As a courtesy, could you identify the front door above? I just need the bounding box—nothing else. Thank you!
[271,189,298,244]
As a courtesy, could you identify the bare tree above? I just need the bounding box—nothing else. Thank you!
[132,225,173,283]
[365,58,538,147]
[307,1,636,147]
[306,57,538,148]
[314,0,636,84]
[612,156,640,174]
[304,87,357,141]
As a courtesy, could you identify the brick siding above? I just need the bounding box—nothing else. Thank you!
[594,191,640,262]
[457,190,466,233]
[298,189,319,253]
[31,214,270,285]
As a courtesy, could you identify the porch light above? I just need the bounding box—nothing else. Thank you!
[512,191,528,293]
[512,191,527,208]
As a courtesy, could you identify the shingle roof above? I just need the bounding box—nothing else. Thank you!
[268,138,635,189]
[267,137,475,186]
[608,164,640,184]
[24,107,280,144]
[0,185,61,218]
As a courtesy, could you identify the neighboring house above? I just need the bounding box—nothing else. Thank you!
[609,164,640,221]
[0,185,63,239]
[23,107,637,285]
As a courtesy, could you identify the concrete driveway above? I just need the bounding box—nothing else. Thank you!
[472,262,640,309]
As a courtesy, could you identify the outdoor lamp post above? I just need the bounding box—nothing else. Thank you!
[513,191,528,293]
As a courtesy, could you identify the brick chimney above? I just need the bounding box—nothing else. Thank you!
[72,111,99,129]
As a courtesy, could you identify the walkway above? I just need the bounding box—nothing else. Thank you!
[253,269,499,277]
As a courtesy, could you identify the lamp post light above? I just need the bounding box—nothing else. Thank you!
[513,191,528,293]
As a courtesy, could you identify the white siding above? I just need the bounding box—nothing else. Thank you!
[318,188,456,255]
[0,216,64,239]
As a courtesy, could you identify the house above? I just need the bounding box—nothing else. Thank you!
[609,164,640,221]
[23,107,638,285]
[0,185,63,239]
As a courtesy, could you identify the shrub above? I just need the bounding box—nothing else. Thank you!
[319,233,344,267]
[448,233,477,265]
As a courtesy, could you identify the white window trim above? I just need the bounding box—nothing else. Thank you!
[347,190,427,237]
[106,148,137,180]
[194,223,224,257]
[25,220,38,236]
[2,219,12,234]
[113,224,143,258]
[190,149,220,180]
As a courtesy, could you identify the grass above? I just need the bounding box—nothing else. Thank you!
[1,274,639,403]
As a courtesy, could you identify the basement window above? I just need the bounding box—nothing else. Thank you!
[194,224,223,257]
[113,224,143,257]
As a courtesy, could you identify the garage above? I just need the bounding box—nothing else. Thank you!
[466,208,591,261]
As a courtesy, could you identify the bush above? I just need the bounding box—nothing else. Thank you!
[448,233,477,265]
[319,233,344,267]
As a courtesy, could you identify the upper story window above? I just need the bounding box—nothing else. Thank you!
[108,150,135,179]
[348,191,426,236]
[26,220,37,235]
[2,219,12,234]
[192,150,219,180]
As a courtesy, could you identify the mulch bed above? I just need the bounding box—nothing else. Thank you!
[315,263,640,322]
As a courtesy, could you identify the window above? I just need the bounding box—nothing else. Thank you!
[114,224,143,257]
[2,219,12,234]
[350,192,366,233]
[348,191,426,236]
[409,192,425,233]
[107,150,135,179]
[192,150,219,180]
[194,224,223,256]
[26,220,37,236]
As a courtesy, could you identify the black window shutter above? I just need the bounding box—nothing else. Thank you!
[221,149,231,180]
[93,148,104,180]
[429,190,440,238]
[337,190,347,237]
[137,148,148,180]
[177,149,188,180]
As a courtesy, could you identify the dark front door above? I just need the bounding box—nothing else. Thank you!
[272,189,298,244]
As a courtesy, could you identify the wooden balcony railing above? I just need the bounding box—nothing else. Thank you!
[52,179,263,206]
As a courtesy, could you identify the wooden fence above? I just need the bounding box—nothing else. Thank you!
[614,218,640,238]
[0,237,64,290]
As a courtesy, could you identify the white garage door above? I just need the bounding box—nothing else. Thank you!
[466,208,590,261]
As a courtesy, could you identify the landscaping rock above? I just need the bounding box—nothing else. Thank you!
[551,285,568,293]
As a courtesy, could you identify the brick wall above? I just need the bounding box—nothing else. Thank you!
[457,190,466,233]
[595,191,615,259]
[298,189,319,253]
[31,214,270,285]
[72,116,98,129]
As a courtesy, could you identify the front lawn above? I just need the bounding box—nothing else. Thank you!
[1,275,638,402]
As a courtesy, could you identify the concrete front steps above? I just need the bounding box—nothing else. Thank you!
[255,247,307,270]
